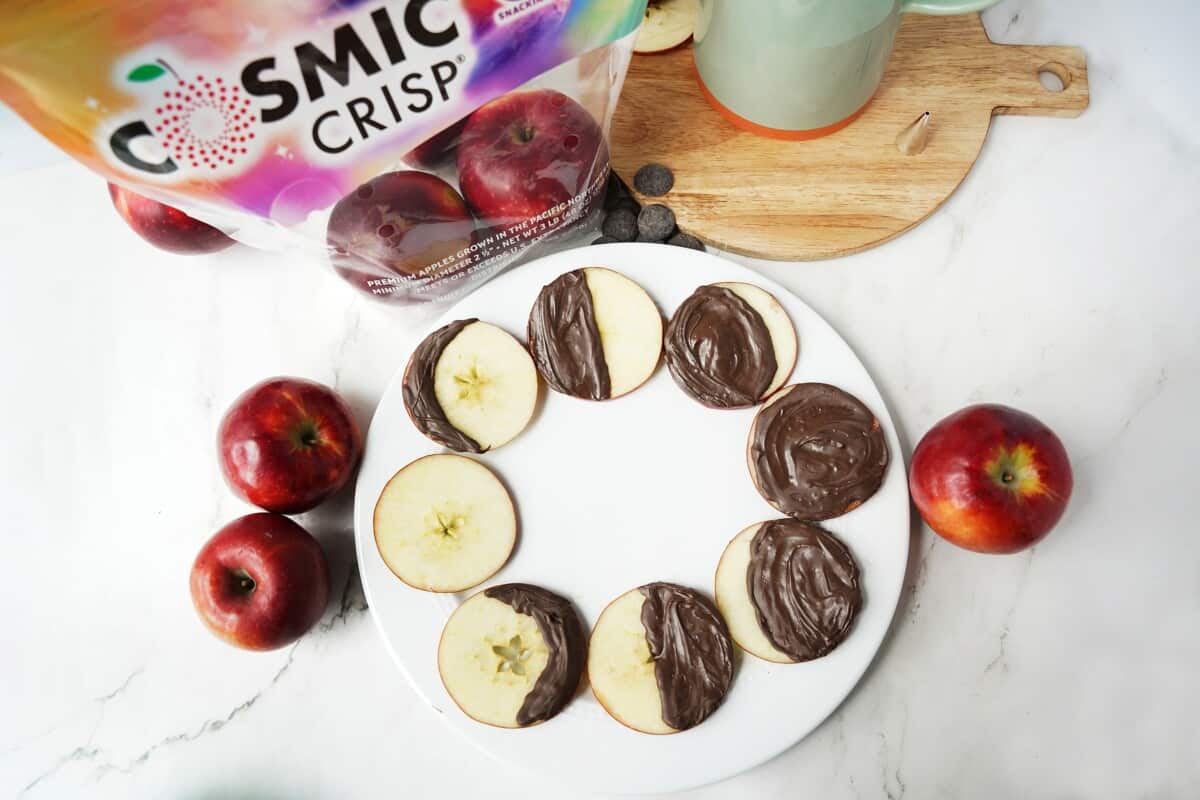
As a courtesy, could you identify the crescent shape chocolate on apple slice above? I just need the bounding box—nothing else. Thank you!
[664,282,797,409]
[588,582,733,734]
[438,583,586,728]
[402,319,538,453]
[527,268,663,401]
[715,520,862,663]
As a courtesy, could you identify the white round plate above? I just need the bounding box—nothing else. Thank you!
[354,243,908,795]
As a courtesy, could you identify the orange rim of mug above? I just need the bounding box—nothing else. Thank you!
[693,65,875,141]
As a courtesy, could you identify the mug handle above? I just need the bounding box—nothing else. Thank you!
[901,0,1001,13]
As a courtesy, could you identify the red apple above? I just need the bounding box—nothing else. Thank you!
[326,171,476,303]
[909,404,1073,554]
[457,89,607,230]
[190,513,330,651]
[107,182,236,255]
[218,377,362,514]
[405,117,468,169]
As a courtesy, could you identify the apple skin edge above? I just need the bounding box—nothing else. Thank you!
[190,513,331,651]
[909,404,1073,554]
[107,182,236,255]
[218,377,363,515]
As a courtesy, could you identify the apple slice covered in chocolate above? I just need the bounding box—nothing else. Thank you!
[588,583,733,734]
[527,267,663,400]
[374,454,516,592]
[748,383,889,520]
[665,282,797,409]
[403,319,538,453]
[715,520,861,663]
[438,583,586,728]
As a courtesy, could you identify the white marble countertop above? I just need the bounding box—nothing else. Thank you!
[2,1,1197,797]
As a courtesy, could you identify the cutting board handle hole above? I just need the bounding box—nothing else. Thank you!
[1038,62,1071,92]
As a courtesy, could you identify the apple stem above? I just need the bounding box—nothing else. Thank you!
[232,568,256,595]
[1002,471,1014,484]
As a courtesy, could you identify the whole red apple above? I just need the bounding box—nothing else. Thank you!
[326,171,475,302]
[107,182,236,255]
[218,377,362,514]
[909,404,1073,554]
[457,89,607,230]
[405,117,468,169]
[190,513,330,651]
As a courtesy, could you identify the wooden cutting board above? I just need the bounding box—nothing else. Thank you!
[610,13,1088,261]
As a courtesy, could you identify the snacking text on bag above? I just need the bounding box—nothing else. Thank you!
[0,0,647,305]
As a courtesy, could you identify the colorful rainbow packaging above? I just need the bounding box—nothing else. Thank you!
[0,0,646,306]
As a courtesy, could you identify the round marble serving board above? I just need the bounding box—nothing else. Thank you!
[610,13,1089,260]
[353,243,909,794]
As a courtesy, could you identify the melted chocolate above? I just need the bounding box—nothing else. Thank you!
[747,520,862,661]
[527,270,611,400]
[749,383,888,520]
[638,582,733,731]
[485,583,586,726]
[402,319,483,453]
[664,285,777,408]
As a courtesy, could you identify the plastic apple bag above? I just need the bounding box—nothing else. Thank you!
[0,0,647,308]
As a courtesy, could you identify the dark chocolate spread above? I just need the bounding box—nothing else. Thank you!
[747,520,862,662]
[485,583,586,726]
[402,318,483,453]
[749,382,888,520]
[664,284,777,408]
[527,269,611,400]
[638,582,733,731]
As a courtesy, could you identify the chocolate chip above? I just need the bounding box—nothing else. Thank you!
[592,235,618,244]
[667,232,705,251]
[637,204,676,242]
[633,163,674,197]
[601,207,638,242]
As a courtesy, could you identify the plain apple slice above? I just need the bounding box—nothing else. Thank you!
[712,282,797,398]
[431,321,538,450]
[438,591,552,728]
[587,588,672,734]
[634,0,698,54]
[374,454,516,592]
[714,522,793,663]
[584,267,663,398]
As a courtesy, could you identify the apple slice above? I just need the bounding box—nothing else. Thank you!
[588,583,733,734]
[634,0,698,54]
[374,454,516,592]
[527,267,662,401]
[403,319,538,453]
[715,520,862,663]
[664,282,797,408]
[438,584,586,728]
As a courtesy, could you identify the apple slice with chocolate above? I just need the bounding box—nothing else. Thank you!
[588,583,733,734]
[527,268,662,401]
[403,319,538,453]
[374,454,515,592]
[438,583,586,728]
[665,282,797,409]
[715,520,862,663]
[747,383,889,521]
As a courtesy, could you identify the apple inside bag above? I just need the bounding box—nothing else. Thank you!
[0,0,647,314]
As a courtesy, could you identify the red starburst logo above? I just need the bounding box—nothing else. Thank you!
[127,59,258,173]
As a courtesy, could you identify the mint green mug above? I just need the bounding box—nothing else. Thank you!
[694,0,1001,139]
